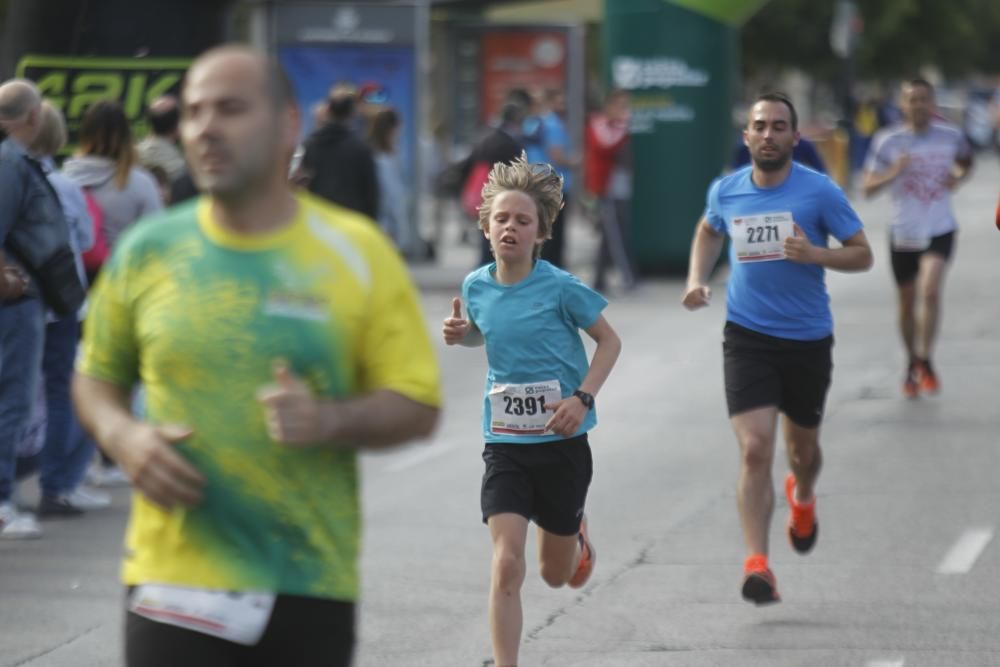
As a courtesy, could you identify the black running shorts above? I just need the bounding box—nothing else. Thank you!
[125,592,355,667]
[723,321,833,428]
[890,230,955,286]
[481,434,592,536]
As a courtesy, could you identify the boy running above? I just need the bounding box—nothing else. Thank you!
[443,155,621,667]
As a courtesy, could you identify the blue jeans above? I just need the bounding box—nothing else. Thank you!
[0,298,45,503]
[38,318,94,497]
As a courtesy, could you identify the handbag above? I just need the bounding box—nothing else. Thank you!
[460,161,491,220]
[81,190,108,273]
[4,157,86,317]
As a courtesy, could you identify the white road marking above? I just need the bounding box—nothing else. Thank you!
[385,441,457,473]
[937,527,995,575]
[865,659,904,667]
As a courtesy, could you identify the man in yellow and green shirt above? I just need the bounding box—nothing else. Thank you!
[74,45,440,666]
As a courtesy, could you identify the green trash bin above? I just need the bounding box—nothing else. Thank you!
[604,0,768,275]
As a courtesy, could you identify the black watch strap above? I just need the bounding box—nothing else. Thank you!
[573,389,594,410]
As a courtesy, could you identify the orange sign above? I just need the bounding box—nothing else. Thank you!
[480,31,568,123]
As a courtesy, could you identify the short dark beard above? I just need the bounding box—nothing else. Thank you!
[753,152,790,172]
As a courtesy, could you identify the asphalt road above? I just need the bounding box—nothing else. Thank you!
[2,155,998,667]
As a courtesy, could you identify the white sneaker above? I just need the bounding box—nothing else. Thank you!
[0,502,43,540]
[88,465,131,488]
[65,486,112,510]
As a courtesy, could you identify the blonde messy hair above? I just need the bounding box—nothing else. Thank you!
[478,153,564,258]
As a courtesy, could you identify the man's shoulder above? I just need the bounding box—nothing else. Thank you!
[872,123,908,145]
[928,120,964,142]
[791,161,830,182]
[298,192,384,251]
[714,168,750,198]
[534,258,579,285]
[0,140,28,172]
[306,125,372,161]
[463,263,492,287]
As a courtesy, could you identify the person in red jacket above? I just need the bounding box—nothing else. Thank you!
[584,89,636,292]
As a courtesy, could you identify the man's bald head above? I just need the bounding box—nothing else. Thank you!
[0,79,41,122]
[185,45,295,110]
[180,44,300,202]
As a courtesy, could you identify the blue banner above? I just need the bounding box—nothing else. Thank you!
[278,44,416,184]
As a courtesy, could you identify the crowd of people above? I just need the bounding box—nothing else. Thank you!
[450,84,638,293]
[0,42,994,667]
[0,82,166,538]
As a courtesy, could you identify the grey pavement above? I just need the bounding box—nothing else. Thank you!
[2,154,999,667]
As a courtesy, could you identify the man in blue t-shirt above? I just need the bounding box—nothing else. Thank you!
[683,92,873,606]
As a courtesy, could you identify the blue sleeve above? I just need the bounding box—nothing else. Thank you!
[704,178,726,233]
[560,273,608,330]
[820,180,864,241]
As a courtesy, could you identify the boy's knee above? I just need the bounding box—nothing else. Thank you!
[492,550,526,591]
[539,561,569,588]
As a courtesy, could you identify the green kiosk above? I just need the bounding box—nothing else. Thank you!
[604,0,768,274]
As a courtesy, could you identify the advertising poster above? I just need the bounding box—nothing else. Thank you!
[278,44,416,183]
[479,30,568,125]
[16,55,189,151]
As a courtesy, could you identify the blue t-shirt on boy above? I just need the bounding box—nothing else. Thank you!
[463,259,607,444]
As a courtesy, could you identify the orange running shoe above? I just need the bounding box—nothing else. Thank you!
[784,473,818,554]
[902,362,920,399]
[917,360,940,395]
[569,516,595,589]
[741,554,780,605]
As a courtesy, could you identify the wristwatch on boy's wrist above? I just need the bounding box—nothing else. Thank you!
[572,389,594,410]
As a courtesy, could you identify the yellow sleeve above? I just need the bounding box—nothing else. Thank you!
[76,247,140,389]
[357,237,442,407]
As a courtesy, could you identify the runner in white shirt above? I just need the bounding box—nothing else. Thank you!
[862,78,973,398]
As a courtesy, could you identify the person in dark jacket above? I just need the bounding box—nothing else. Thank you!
[296,85,379,220]
[468,101,526,265]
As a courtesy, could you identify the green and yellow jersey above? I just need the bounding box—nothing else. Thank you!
[78,192,441,602]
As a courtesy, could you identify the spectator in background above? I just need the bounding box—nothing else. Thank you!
[851,96,881,171]
[509,88,547,166]
[464,100,526,266]
[539,87,577,269]
[369,107,417,256]
[62,99,163,252]
[0,79,59,539]
[585,88,636,293]
[136,94,186,183]
[62,99,162,488]
[25,101,110,517]
[146,164,173,207]
[296,84,379,220]
[356,81,390,135]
